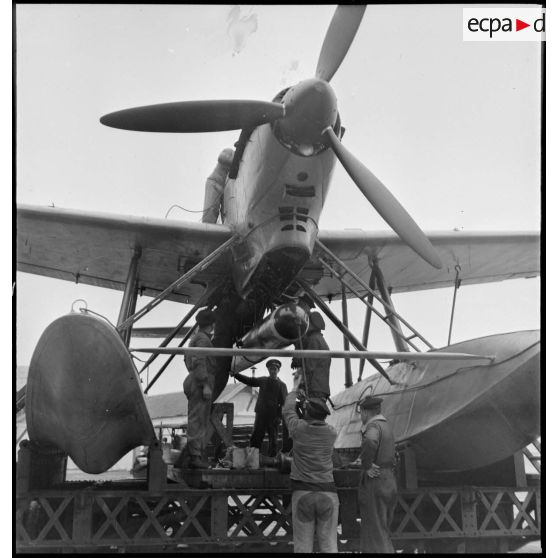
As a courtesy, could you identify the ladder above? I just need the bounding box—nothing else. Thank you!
[314,239,434,352]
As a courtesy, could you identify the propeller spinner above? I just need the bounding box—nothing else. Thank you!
[100,5,442,269]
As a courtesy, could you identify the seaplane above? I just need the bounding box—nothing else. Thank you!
[17,5,540,478]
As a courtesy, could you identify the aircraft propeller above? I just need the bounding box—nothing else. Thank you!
[322,127,443,269]
[100,100,285,133]
[100,5,442,269]
[315,5,367,82]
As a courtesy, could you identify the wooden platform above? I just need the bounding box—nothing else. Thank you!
[171,467,291,489]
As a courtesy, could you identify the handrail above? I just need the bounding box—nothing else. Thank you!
[315,239,434,350]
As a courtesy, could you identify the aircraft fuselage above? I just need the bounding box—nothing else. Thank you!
[222,78,339,299]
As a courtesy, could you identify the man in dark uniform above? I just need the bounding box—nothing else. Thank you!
[357,395,397,553]
[291,311,331,401]
[231,359,288,456]
[181,309,217,469]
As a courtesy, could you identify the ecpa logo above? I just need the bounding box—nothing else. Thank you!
[463,8,545,42]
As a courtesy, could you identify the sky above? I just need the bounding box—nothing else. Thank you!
[15,4,541,401]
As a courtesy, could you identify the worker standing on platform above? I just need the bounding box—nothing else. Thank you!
[291,311,331,401]
[283,371,338,553]
[180,309,217,469]
[201,148,235,224]
[231,359,288,456]
[357,395,397,553]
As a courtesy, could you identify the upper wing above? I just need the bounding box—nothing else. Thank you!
[16,205,233,304]
[300,230,540,299]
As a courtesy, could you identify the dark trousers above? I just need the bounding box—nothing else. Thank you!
[183,375,215,460]
[250,413,279,456]
[358,469,397,553]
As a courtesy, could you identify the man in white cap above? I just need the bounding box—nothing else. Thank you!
[357,395,397,553]
[180,309,217,469]
[201,148,235,223]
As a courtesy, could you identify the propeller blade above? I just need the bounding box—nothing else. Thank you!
[315,5,366,82]
[323,127,443,269]
[100,100,285,133]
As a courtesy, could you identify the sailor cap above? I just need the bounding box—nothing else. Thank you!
[359,395,383,410]
[306,398,331,416]
[266,359,282,369]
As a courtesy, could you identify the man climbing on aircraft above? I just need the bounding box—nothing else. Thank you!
[291,311,331,402]
[283,371,338,553]
[179,309,217,469]
[231,359,288,457]
[357,395,397,553]
[201,147,235,224]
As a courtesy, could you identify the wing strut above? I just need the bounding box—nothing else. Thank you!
[372,261,410,353]
[117,247,141,347]
[117,234,239,332]
[359,272,376,382]
[142,281,225,394]
[341,284,352,388]
[447,265,462,345]
[296,278,394,385]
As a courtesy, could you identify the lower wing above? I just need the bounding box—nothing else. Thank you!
[16,204,233,304]
[17,205,540,304]
[300,229,540,299]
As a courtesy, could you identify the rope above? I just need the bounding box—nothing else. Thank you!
[78,307,116,329]
[165,201,221,218]
[132,354,149,364]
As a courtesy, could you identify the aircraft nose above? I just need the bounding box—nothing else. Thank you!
[276,78,338,152]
